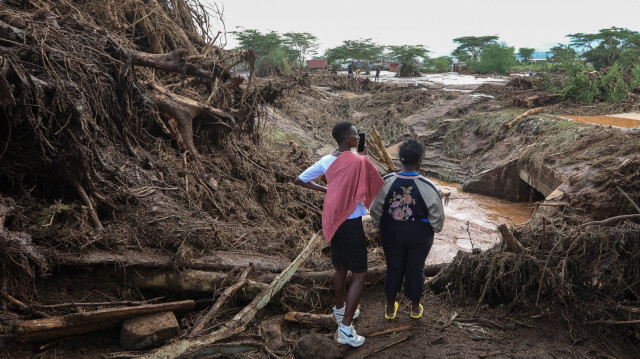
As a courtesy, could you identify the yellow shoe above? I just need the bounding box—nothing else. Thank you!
[384,301,398,320]
[411,303,423,319]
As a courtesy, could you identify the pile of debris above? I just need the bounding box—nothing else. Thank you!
[0,1,334,356]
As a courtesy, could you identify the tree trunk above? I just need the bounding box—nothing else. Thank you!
[130,269,268,295]
[53,249,287,273]
[14,300,195,343]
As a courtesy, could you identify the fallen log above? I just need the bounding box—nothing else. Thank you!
[579,214,640,228]
[139,233,322,359]
[257,263,445,285]
[284,311,335,330]
[129,263,445,295]
[13,300,195,343]
[30,298,163,310]
[497,224,525,253]
[130,269,268,295]
[504,107,543,129]
[52,249,288,273]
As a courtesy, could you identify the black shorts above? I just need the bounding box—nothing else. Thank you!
[331,217,367,273]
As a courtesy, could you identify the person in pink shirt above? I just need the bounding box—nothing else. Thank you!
[294,122,383,347]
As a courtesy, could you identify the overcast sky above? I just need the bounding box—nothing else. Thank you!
[205,0,639,57]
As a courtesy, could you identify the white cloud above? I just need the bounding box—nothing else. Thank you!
[206,0,640,57]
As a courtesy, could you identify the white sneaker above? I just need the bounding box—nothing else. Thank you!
[336,323,365,347]
[333,304,360,323]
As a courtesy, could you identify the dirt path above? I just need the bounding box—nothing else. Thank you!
[325,286,630,359]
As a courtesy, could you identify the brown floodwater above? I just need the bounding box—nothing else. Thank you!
[424,178,537,265]
[558,114,640,129]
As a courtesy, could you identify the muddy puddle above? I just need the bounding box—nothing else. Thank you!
[556,113,640,129]
[340,70,507,91]
[424,178,536,265]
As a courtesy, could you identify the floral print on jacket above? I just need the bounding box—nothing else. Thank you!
[388,186,416,221]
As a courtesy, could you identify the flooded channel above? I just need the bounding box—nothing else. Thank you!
[425,178,537,265]
[557,113,640,129]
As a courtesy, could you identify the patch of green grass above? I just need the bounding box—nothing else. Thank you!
[30,200,70,232]
[435,168,459,183]
[265,127,303,144]
[442,112,512,158]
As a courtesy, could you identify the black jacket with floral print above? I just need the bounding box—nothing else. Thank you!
[370,172,445,232]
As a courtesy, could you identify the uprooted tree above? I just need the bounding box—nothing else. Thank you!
[0,0,318,325]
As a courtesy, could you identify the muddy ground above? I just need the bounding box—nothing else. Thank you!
[2,73,639,358]
[1,2,640,358]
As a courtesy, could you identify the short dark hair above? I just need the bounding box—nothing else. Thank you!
[332,122,353,145]
[399,139,424,165]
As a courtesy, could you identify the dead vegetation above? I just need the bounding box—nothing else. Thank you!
[0,0,331,355]
[1,1,640,357]
[430,222,640,342]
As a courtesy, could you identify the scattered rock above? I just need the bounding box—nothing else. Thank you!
[119,312,180,350]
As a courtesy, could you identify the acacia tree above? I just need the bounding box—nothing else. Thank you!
[568,27,640,69]
[469,43,515,74]
[325,38,385,66]
[451,35,499,62]
[387,45,430,77]
[232,29,295,76]
[547,44,577,63]
[518,47,535,62]
[282,32,319,68]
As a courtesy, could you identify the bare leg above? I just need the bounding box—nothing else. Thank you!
[341,271,366,325]
[333,261,348,309]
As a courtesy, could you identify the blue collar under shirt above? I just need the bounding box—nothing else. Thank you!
[397,171,419,176]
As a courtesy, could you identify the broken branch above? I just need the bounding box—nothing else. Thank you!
[139,233,322,359]
[189,265,252,337]
[504,107,543,129]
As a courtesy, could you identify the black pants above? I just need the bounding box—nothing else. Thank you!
[381,219,434,302]
[331,217,367,273]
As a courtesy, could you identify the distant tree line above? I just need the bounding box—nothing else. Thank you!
[232,27,640,102]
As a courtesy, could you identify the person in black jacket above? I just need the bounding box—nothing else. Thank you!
[370,139,445,319]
